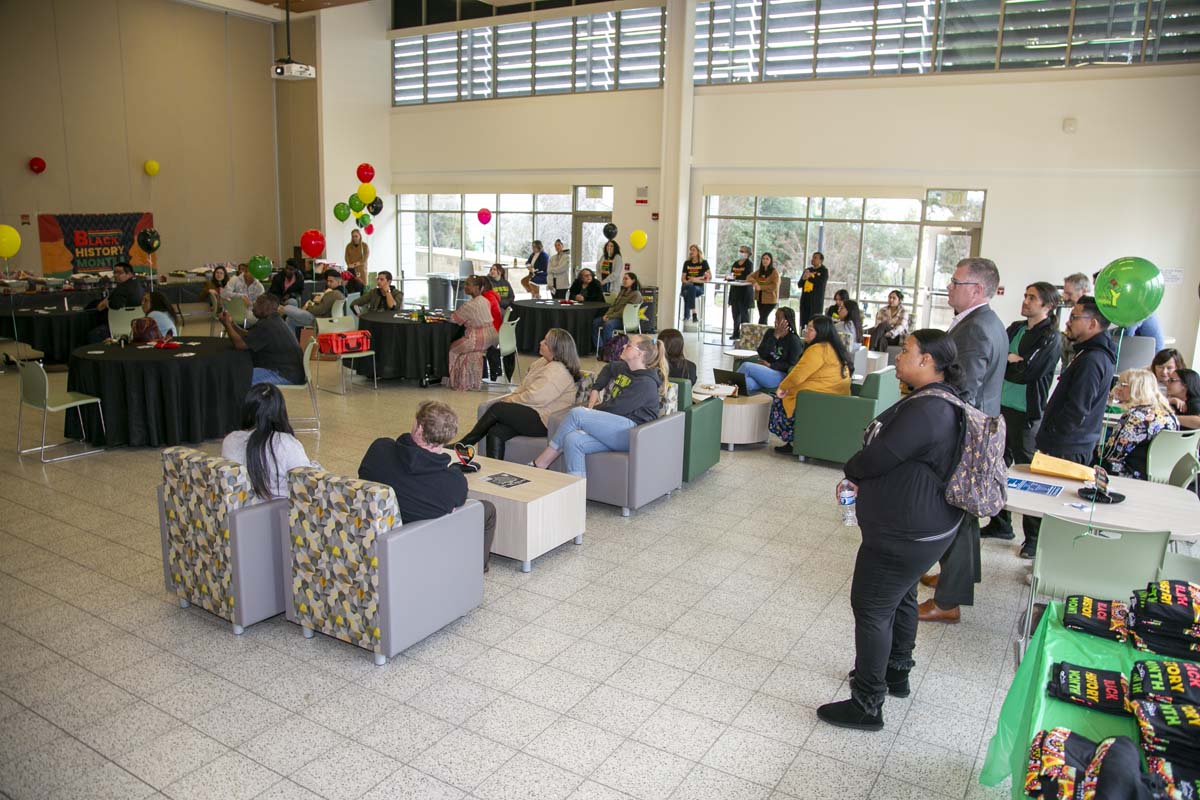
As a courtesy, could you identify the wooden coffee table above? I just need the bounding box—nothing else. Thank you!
[458,453,587,572]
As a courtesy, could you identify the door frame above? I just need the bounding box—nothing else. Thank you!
[572,213,612,270]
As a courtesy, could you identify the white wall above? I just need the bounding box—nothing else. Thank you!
[316,0,396,276]
[383,54,1199,354]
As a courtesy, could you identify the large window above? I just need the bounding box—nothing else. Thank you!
[392,6,665,105]
[693,0,1198,83]
[702,190,984,326]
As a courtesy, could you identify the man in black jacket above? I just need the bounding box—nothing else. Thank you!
[268,258,306,304]
[981,282,1062,541]
[1022,297,1117,557]
[358,401,496,572]
[88,262,146,341]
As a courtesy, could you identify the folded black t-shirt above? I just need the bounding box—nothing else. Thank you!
[1063,595,1130,642]
[1133,700,1200,771]
[1047,661,1130,715]
[1148,757,1200,800]
[1132,661,1200,706]
[1131,628,1200,661]
[1136,581,1200,627]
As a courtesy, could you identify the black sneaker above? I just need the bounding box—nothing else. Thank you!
[980,521,1015,540]
[1019,541,1037,560]
[774,444,794,456]
[817,698,883,731]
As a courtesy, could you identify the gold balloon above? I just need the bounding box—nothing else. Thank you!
[630,229,648,251]
[356,182,377,205]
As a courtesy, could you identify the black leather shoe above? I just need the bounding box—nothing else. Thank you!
[1019,541,1037,560]
[774,444,794,456]
[980,521,1015,540]
[817,698,883,731]
[847,668,910,698]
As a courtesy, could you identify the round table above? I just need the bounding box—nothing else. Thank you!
[355,312,462,381]
[510,299,609,356]
[65,337,253,447]
[0,307,104,363]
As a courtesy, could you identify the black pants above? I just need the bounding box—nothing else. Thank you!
[551,289,568,300]
[866,323,900,352]
[1022,450,1090,548]
[730,288,753,337]
[459,401,547,460]
[484,346,517,383]
[756,302,776,325]
[933,515,982,608]
[850,523,958,714]
[987,406,1039,536]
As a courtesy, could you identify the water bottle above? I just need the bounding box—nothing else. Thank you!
[837,479,857,527]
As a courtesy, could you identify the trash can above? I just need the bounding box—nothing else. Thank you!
[426,274,457,312]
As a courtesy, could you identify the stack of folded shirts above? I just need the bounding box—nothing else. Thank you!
[1047,661,1131,715]
[1063,595,1130,642]
[1130,583,1200,660]
[1026,727,1167,799]
[1131,661,1200,707]
[1146,757,1200,800]
[1133,701,1200,772]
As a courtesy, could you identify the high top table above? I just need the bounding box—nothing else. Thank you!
[1006,463,1200,544]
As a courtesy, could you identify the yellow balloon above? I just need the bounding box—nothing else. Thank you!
[356,182,377,205]
[0,224,20,259]
[352,209,363,218]
[144,159,160,177]
[630,229,648,251]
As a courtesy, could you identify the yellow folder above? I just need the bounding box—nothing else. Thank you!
[1030,451,1094,482]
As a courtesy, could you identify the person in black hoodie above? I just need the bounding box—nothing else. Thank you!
[532,334,668,476]
[1024,297,1117,557]
[737,307,804,392]
[817,329,967,732]
[358,401,496,572]
[269,259,306,305]
[981,282,1062,541]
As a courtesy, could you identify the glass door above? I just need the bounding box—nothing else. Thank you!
[917,226,981,328]
[572,213,612,274]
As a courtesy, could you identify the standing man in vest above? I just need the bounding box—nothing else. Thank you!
[1021,298,1116,557]
[918,257,1008,624]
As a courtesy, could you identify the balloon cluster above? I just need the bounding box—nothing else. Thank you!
[332,163,381,236]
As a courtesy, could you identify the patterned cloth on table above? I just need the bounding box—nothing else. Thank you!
[287,466,400,656]
[161,446,252,622]
[448,295,499,391]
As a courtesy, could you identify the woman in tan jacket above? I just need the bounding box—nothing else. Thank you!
[751,252,781,323]
[456,328,581,459]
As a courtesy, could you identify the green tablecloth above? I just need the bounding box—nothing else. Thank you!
[980,601,1147,797]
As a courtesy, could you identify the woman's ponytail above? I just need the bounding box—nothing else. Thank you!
[655,339,669,395]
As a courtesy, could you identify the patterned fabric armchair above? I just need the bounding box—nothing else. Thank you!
[285,466,484,665]
[736,324,769,352]
[158,446,289,635]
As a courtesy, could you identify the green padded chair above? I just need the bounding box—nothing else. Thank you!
[789,366,901,463]
[1145,428,1200,485]
[1021,514,1170,659]
[1160,551,1200,582]
[314,316,377,394]
[16,359,106,462]
[670,378,722,483]
[107,307,143,339]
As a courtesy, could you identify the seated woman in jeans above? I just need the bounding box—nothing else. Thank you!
[532,334,667,476]
[737,307,803,393]
[593,272,643,350]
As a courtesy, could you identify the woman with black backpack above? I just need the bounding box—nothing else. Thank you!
[818,329,967,732]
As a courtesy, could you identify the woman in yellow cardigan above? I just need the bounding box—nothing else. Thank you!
[769,314,854,454]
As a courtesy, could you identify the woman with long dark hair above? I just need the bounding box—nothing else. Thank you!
[205,264,230,302]
[141,291,180,338]
[593,272,642,350]
[598,240,624,292]
[867,290,910,351]
[221,383,315,499]
[751,252,780,324]
[458,328,582,460]
[1166,368,1200,429]
[826,290,863,347]
[769,314,853,453]
[658,328,696,384]
[818,330,966,731]
[737,306,803,393]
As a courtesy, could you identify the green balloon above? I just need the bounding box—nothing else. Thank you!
[247,255,273,282]
[1093,256,1164,328]
[348,194,365,213]
[356,213,372,229]
[333,202,351,222]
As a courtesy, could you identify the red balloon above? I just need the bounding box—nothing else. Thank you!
[364,224,375,235]
[299,229,325,258]
[477,208,492,225]
[28,157,46,174]
[356,163,375,183]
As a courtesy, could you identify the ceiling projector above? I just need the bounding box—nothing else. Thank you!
[273,61,315,80]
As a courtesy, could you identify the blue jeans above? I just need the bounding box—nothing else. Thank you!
[550,407,637,476]
[594,316,624,349]
[280,306,315,336]
[681,283,704,315]
[252,367,289,385]
[738,362,783,393]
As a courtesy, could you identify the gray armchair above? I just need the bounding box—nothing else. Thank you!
[284,466,484,665]
[158,447,289,635]
[584,412,685,516]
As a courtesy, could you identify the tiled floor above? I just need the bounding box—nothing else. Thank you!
[0,321,1025,799]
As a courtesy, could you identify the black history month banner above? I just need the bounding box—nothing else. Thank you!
[38,212,156,277]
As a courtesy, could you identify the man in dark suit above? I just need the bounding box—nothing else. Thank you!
[918,257,1008,624]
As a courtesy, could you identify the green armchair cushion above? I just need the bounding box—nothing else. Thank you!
[790,367,900,464]
[670,378,722,482]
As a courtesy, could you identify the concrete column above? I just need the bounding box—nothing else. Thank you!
[654,0,696,333]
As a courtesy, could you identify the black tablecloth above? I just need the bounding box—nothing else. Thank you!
[156,280,210,305]
[65,337,253,447]
[509,299,609,356]
[1,290,105,311]
[354,312,462,381]
[0,308,104,364]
